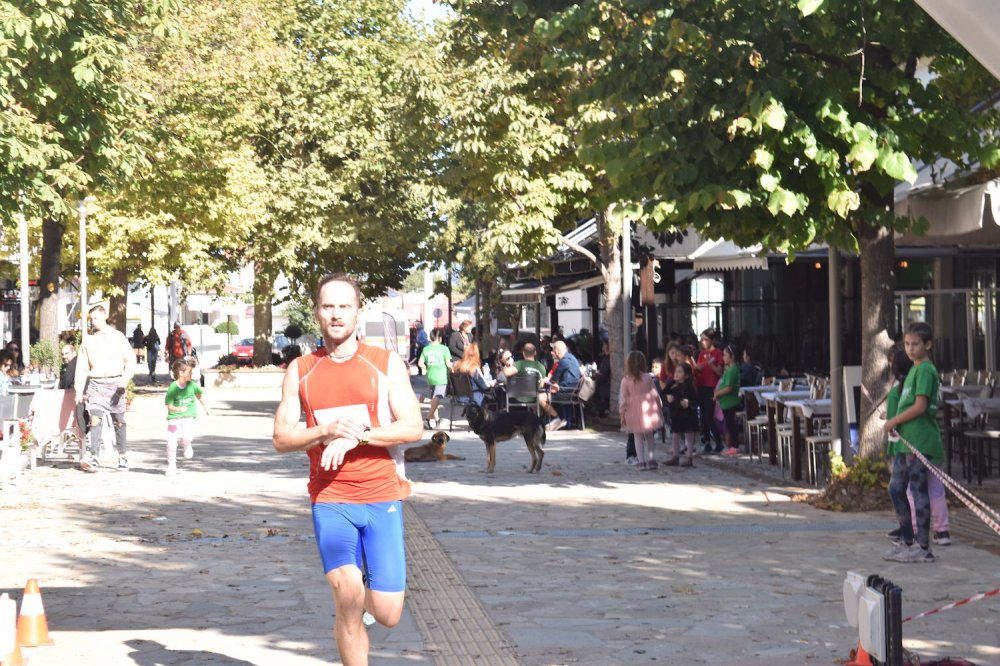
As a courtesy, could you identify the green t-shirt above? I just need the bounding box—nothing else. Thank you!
[165,380,203,420]
[716,364,741,410]
[419,342,450,387]
[889,360,943,463]
[514,359,546,380]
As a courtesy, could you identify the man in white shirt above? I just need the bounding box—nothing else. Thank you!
[75,304,135,472]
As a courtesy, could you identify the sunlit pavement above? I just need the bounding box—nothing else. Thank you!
[1,374,996,665]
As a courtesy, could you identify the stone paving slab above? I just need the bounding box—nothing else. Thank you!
[1,381,997,666]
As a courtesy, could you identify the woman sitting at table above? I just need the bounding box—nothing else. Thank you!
[0,351,14,396]
[454,343,495,407]
[4,341,23,375]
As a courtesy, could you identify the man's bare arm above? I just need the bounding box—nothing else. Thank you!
[370,353,424,446]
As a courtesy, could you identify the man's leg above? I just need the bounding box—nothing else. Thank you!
[87,407,106,459]
[359,501,406,627]
[110,412,127,456]
[327,565,370,666]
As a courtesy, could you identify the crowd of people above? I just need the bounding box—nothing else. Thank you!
[413,321,590,431]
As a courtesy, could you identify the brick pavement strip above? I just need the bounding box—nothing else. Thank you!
[403,502,520,665]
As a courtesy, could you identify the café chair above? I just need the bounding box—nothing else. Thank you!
[505,374,540,415]
[445,372,475,433]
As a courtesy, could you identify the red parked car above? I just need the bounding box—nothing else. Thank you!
[232,338,254,365]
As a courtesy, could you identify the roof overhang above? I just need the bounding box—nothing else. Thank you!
[895,179,1000,247]
[690,240,769,271]
[915,0,1000,82]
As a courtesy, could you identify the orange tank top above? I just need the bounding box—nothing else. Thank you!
[297,345,411,504]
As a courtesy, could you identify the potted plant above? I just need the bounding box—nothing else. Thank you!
[29,339,59,378]
[18,419,36,471]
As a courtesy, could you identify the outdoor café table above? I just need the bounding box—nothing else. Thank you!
[761,390,811,466]
[955,398,1000,486]
[740,382,807,419]
[9,382,56,419]
[782,398,832,482]
[961,397,1000,421]
[941,384,991,399]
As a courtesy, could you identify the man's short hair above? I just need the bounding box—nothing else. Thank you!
[521,343,536,357]
[89,304,107,316]
[315,273,362,307]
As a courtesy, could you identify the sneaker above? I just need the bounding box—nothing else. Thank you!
[647,460,659,470]
[545,418,566,432]
[933,531,952,546]
[165,464,177,477]
[889,543,935,563]
[713,445,725,454]
[362,611,377,627]
[702,443,714,454]
[118,456,129,471]
[721,447,740,457]
[882,541,912,560]
[79,456,100,473]
[887,528,903,543]
[183,443,194,460]
[626,456,639,466]
[636,462,648,471]
[680,458,693,467]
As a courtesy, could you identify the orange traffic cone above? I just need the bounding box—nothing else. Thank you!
[16,578,54,647]
[846,640,873,666]
[0,592,24,666]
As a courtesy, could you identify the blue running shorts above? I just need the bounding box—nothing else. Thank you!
[311,501,406,592]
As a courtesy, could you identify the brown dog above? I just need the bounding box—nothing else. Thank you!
[404,431,465,462]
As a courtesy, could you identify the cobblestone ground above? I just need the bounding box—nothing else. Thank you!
[1,377,997,665]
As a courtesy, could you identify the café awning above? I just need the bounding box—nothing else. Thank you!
[895,178,1000,247]
[689,239,769,271]
[915,0,1000,82]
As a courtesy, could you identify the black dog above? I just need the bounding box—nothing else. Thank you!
[464,404,546,473]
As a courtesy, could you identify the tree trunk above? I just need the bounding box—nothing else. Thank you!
[38,216,65,347]
[108,267,129,333]
[597,209,623,415]
[253,261,274,366]
[857,218,896,459]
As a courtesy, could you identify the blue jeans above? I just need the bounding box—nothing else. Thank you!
[888,453,931,549]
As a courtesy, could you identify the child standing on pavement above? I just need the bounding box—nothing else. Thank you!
[164,358,211,476]
[882,321,943,564]
[665,363,698,467]
[620,351,664,470]
[884,348,952,549]
[714,345,742,456]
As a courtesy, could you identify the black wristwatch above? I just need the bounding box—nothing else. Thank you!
[358,426,371,446]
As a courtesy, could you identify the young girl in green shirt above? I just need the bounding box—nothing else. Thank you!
[882,322,942,564]
[713,345,742,457]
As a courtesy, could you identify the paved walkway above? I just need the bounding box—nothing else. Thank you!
[1,376,997,665]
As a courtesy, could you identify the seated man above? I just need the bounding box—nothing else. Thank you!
[510,343,545,409]
[540,340,581,431]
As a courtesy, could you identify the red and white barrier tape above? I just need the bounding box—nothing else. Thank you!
[886,429,1000,623]
[902,587,1000,623]
[892,431,1000,537]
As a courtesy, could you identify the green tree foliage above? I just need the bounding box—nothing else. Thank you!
[435,1,640,407]
[239,0,438,363]
[0,0,178,341]
[83,0,288,323]
[447,0,1000,453]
